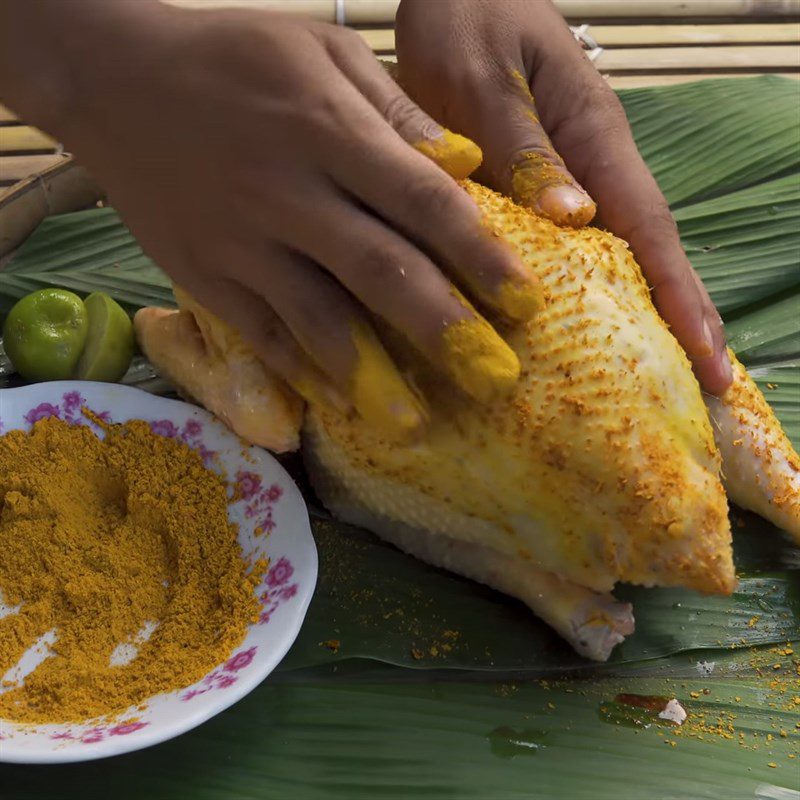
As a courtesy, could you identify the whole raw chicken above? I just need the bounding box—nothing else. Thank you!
[136,180,800,661]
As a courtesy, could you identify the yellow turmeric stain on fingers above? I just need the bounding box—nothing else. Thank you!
[512,153,571,204]
[349,321,428,439]
[441,316,521,403]
[512,154,596,228]
[289,369,350,415]
[414,130,483,180]
[509,69,535,103]
[494,276,547,320]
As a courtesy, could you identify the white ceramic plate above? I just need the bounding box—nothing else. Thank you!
[0,382,317,764]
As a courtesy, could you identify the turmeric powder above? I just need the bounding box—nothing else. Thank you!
[440,316,521,403]
[0,415,264,724]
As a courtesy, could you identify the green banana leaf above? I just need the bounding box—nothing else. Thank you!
[0,207,174,317]
[620,76,800,207]
[3,648,798,800]
[726,289,800,366]
[752,363,800,444]
[672,174,800,314]
[1,76,799,797]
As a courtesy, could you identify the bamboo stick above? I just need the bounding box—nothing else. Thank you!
[0,154,67,185]
[163,0,800,23]
[359,23,800,52]
[163,0,338,21]
[0,105,19,124]
[588,23,800,45]
[163,0,402,23]
[0,127,58,154]
[359,28,394,51]
[382,46,799,70]
[595,44,800,69]
[556,0,800,16]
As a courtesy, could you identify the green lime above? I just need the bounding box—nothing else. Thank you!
[75,292,134,382]
[3,288,89,381]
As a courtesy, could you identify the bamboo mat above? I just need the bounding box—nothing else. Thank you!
[2,0,799,195]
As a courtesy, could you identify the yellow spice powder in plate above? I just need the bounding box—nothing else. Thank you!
[0,416,265,724]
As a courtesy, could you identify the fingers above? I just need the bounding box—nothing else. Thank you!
[326,30,483,180]
[567,119,731,395]
[476,70,596,227]
[235,245,428,439]
[603,178,731,396]
[177,278,347,413]
[285,191,521,404]
[525,28,732,396]
[413,131,483,182]
[323,33,543,321]
[689,269,733,395]
[393,29,594,226]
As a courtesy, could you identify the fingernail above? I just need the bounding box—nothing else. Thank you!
[440,317,520,403]
[534,184,596,228]
[493,276,546,320]
[349,322,427,438]
[414,130,483,180]
[699,319,715,359]
[718,346,733,388]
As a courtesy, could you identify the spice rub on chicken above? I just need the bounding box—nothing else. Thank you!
[136,180,800,662]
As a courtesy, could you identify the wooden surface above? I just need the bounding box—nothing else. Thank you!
[2,1,799,197]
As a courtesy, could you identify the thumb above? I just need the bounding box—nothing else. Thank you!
[495,73,596,227]
[410,62,596,228]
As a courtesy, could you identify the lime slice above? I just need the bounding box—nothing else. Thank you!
[74,292,135,382]
[3,288,89,382]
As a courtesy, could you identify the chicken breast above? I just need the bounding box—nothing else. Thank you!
[306,182,734,597]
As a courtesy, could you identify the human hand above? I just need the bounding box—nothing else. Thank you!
[3,0,543,437]
[396,0,732,395]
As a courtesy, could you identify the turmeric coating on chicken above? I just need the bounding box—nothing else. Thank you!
[136,180,799,661]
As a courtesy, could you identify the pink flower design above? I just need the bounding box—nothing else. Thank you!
[214,674,238,689]
[266,557,293,587]
[203,671,220,686]
[183,419,202,438]
[257,516,276,536]
[96,411,112,424]
[280,583,298,601]
[50,732,75,740]
[81,728,106,744]
[196,444,215,465]
[236,471,262,501]
[259,589,272,603]
[109,721,149,736]
[25,403,60,424]
[265,484,283,503]
[224,647,257,672]
[181,688,206,702]
[258,609,272,625]
[150,419,178,438]
[62,391,82,416]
